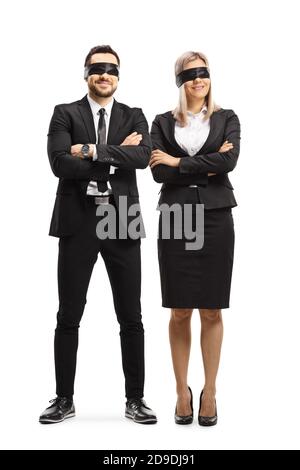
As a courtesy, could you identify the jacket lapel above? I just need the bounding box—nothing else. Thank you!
[106,99,124,144]
[78,95,96,142]
[78,95,124,144]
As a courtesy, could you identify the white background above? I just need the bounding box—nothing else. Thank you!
[1,0,299,451]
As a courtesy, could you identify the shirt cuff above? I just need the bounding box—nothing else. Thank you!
[92,145,97,161]
[109,165,117,174]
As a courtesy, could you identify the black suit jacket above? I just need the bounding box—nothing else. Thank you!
[47,95,151,237]
[150,108,241,210]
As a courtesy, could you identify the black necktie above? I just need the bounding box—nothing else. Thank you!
[97,108,108,193]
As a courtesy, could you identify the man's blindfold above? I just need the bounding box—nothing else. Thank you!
[84,62,120,79]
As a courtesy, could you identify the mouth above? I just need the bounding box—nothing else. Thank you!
[96,81,111,86]
[193,85,205,91]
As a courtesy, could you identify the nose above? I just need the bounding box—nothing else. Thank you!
[98,73,110,79]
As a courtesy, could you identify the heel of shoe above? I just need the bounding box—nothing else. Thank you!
[174,386,194,425]
[198,390,218,427]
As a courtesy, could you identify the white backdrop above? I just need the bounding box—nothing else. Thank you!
[1,0,299,451]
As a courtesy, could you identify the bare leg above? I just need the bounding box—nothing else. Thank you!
[169,308,193,415]
[199,308,223,416]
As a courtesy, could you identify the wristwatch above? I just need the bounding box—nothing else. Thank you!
[81,144,90,160]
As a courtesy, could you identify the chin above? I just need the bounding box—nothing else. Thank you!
[96,91,113,98]
[90,85,113,98]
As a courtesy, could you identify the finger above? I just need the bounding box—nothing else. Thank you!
[124,133,137,141]
[150,159,164,168]
[151,151,163,157]
[150,156,161,164]
[125,138,139,145]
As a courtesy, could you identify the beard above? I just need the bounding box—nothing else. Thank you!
[88,80,117,98]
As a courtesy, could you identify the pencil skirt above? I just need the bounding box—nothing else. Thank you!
[157,201,235,309]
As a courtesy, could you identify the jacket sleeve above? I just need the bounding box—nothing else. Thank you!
[47,105,110,180]
[179,110,241,175]
[95,108,151,169]
[150,116,208,185]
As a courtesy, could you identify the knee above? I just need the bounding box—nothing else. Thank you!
[55,321,79,333]
[56,305,83,331]
[200,308,222,323]
[117,309,144,334]
[171,308,193,323]
[119,320,144,336]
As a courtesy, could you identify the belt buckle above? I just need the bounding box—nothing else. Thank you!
[95,196,110,205]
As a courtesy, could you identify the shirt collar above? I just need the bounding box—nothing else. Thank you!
[87,94,114,118]
[187,105,208,118]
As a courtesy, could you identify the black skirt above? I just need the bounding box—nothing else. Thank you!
[157,190,235,309]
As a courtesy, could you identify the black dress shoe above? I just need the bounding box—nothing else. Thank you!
[39,397,75,424]
[125,398,157,424]
[198,390,218,426]
[175,386,193,425]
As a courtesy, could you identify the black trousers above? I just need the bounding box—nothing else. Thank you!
[54,196,144,399]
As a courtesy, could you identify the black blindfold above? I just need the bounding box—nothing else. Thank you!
[176,67,210,87]
[84,62,120,79]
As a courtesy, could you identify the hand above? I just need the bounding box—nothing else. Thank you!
[149,149,180,168]
[71,144,84,158]
[71,144,95,159]
[218,140,233,153]
[121,132,143,146]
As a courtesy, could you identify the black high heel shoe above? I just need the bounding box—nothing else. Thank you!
[175,386,193,425]
[198,390,218,426]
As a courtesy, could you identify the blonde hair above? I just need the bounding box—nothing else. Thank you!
[172,51,221,127]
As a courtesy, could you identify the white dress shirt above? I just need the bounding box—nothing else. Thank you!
[86,94,116,196]
[174,106,210,187]
[174,105,210,156]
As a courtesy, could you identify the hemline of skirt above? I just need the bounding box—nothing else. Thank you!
[161,303,230,309]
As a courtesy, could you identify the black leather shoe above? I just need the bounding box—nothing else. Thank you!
[125,398,157,424]
[39,397,75,424]
[198,390,218,426]
[175,386,193,425]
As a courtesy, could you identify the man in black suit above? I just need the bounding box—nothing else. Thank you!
[39,45,157,425]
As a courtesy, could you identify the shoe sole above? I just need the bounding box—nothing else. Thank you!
[125,412,157,424]
[39,412,76,424]
[198,419,218,427]
[175,419,193,425]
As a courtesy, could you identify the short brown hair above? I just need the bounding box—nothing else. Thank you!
[84,45,120,67]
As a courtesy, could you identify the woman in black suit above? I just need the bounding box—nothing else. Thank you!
[150,51,240,426]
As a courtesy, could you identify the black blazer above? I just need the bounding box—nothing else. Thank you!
[47,95,151,237]
[150,108,241,210]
